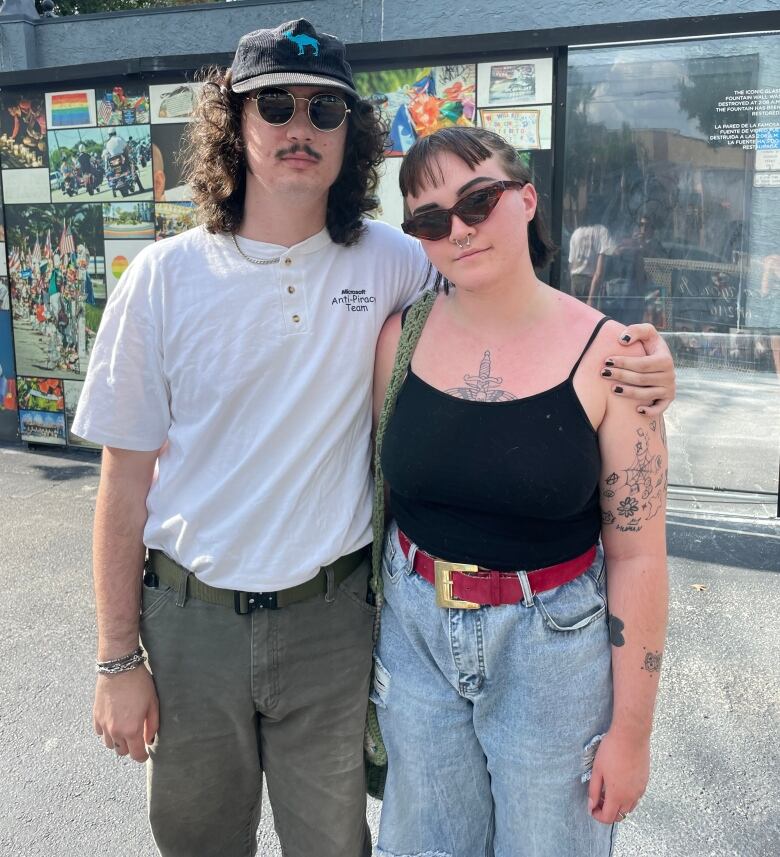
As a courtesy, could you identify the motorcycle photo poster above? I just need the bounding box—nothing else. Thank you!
[47,125,153,204]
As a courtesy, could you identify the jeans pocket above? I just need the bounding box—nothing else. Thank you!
[381,530,407,586]
[369,653,391,709]
[535,568,606,632]
[337,560,377,616]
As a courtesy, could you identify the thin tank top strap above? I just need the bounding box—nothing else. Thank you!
[568,316,611,379]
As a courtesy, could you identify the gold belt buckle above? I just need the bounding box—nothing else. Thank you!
[434,560,480,609]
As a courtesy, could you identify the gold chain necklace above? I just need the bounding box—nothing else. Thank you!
[230,232,281,265]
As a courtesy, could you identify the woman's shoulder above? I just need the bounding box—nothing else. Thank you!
[555,291,645,361]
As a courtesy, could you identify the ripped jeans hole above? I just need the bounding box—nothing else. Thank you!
[375,850,452,857]
[581,732,606,783]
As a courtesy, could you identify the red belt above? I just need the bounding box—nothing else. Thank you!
[397,530,596,609]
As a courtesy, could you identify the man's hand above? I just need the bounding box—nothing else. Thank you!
[94,666,159,762]
[603,323,676,416]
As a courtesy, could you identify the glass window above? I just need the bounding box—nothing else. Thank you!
[564,35,780,503]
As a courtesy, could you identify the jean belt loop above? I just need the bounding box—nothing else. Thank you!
[175,567,191,608]
[406,541,418,572]
[516,570,534,608]
[325,567,336,604]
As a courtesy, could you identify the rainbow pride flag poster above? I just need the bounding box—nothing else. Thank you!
[45,89,96,129]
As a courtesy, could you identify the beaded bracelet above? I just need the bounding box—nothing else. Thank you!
[96,646,147,676]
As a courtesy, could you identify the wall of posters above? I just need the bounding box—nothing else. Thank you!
[0,57,554,449]
[0,76,203,447]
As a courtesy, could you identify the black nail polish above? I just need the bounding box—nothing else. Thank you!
[605,359,614,367]
[621,335,631,343]
[601,369,612,377]
[614,386,624,394]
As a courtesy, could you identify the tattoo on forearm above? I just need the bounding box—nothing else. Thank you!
[446,351,517,401]
[601,428,667,533]
[642,649,663,673]
[608,614,626,646]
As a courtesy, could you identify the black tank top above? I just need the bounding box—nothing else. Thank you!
[381,315,609,570]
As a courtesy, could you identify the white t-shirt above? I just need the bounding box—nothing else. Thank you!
[73,221,429,590]
[568,225,613,277]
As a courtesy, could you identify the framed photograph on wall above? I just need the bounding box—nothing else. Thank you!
[0,91,47,170]
[477,58,553,107]
[96,84,150,127]
[45,90,97,130]
[478,105,553,150]
[149,83,203,124]
[19,409,66,445]
[355,65,476,156]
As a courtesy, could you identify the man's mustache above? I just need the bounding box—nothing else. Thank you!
[275,144,322,161]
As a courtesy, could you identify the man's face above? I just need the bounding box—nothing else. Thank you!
[240,85,348,203]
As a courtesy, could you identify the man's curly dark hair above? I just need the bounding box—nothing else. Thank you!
[180,66,386,246]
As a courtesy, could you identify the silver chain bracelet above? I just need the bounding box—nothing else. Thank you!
[96,645,147,676]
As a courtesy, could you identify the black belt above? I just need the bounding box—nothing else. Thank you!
[146,546,368,614]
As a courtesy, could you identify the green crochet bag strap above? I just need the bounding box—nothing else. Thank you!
[370,289,436,642]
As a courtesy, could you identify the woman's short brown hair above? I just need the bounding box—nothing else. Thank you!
[180,66,387,246]
[398,126,556,270]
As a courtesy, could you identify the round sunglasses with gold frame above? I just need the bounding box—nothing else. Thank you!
[250,87,351,132]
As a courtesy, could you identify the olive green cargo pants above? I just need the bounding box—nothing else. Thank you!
[139,558,375,857]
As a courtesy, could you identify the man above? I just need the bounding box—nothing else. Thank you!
[568,216,613,306]
[73,19,676,857]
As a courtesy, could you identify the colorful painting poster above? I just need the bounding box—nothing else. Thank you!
[64,379,99,448]
[105,239,153,299]
[479,105,553,150]
[149,83,203,124]
[154,202,196,240]
[477,58,554,108]
[5,203,106,381]
[48,126,153,203]
[373,157,404,230]
[96,85,150,127]
[19,408,66,445]
[0,92,47,169]
[0,305,18,441]
[16,376,64,412]
[2,169,51,204]
[103,201,155,240]
[45,90,96,130]
[151,124,193,202]
[355,66,476,156]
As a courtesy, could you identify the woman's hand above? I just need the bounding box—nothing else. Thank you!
[603,323,676,416]
[587,729,650,825]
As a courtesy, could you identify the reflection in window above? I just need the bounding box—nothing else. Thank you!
[564,37,780,379]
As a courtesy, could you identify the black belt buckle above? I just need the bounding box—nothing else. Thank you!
[234,590,279,614]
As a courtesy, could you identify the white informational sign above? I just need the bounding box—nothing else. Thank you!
[754,172,780,188]
[478,106,553,150]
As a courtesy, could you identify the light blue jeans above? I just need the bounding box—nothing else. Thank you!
[372,521,616,857]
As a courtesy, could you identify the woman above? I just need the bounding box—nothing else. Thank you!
[371,127,669,857]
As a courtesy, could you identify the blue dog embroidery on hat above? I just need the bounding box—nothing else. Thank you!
[284,30,320,56]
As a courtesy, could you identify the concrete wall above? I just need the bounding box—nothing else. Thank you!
[0,0,778,73]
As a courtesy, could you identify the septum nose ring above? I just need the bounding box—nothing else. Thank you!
[455,235,471,250]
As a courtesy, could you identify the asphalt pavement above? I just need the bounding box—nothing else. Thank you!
[0,443,777,857]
